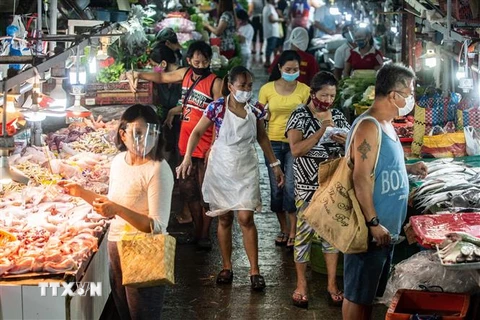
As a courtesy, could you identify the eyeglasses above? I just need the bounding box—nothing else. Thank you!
[393,91,413,100]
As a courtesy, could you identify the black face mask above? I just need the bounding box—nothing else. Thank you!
[191,66,210,76]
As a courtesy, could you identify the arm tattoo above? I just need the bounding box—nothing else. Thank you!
[357,139,371,161]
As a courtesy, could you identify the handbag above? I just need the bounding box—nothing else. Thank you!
[302,116,382,254]
[117,225,176,288]
[421,126,466,158]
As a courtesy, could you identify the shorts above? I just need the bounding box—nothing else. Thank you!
[251,15,263,43]
[343,242,394,305]
[265,141,296,213]
[294,201,339,263]
[178,156,208,207]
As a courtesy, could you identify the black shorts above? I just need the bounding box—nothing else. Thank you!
[251,16,263,43]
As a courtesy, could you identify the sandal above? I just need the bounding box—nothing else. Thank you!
[326,290,344,306]
[275,232,288,246]
[216,269,233,284]
[286,237,295,251]
[250,274,266,291]
[292,291,309,309]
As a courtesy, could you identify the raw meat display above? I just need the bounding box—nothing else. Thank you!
[0,120,119,278]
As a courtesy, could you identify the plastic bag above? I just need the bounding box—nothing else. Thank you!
[464,126,480,156]
[380,251,480,306]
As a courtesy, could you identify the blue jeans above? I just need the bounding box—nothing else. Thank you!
[266,37,280,62]
[343,242,394,305]
[108,241,166,320]
[265,141,296,213]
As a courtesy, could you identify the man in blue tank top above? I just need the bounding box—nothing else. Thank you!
[342,64,428,320]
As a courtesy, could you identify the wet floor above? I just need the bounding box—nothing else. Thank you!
[161,55,387,320]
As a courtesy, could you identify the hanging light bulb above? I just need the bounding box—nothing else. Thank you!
[69,66,87,85]
[420,45,437,69]
[49,77,68,110]
[456,66,466,80]
[6,100,16,113]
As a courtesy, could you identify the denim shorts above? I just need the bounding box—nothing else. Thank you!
[343,242,394,305]
[265,141,296,213]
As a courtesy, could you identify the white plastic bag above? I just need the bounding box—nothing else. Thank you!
[464,126,480,155]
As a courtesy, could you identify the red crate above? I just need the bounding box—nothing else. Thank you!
[386,289,470,320]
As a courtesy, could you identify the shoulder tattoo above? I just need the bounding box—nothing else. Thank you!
[357,139,371,161]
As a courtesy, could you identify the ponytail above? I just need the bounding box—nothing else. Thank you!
[221,75,230,96]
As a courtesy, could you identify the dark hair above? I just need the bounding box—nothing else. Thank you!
[149,44,177,65]
[221,66,254,96]
[268,50,302,81]
[116,104,165,161]
[310,71,338,93]
[186,41,213,60]
[375,63,416,98]
[236,9,250,23]
[218,0,234,18]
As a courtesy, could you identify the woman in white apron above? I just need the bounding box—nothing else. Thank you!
[177,66,284,291]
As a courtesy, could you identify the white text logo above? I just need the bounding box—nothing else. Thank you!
[38,282,102,297]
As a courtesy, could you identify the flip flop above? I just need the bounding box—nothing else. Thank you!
[292,291,308,309]
[327,290,344,306]
[216,269,233,284]
[250,274,266,291]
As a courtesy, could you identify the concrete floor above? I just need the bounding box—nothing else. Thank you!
[160,55,387,320]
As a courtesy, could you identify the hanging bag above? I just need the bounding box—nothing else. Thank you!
[412,89,461,155]
[464,126,480,156]
[456,97,480,130]
[301,116,382,254]
[117,223,176,288]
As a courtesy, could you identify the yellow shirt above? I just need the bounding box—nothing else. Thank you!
[258,81,310,142]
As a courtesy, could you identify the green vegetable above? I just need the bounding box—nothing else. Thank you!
[96,62,125,83]
[190,14,204,32]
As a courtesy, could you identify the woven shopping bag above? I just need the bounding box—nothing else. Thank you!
[421,126,466,158]
[411,90,461,155]
[302,116,382,254]
[456,97,480,130]
[118,231,176,287]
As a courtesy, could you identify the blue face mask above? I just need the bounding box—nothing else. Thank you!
[356,40,367,48]
[282,71,300,82]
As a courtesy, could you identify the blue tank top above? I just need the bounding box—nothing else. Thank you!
[348,117,409,238]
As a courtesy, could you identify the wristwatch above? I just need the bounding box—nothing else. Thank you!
[367,217,380,227]
[269,160,281,168]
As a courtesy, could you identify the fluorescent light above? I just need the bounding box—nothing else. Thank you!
[390,26,398,33]
[345,13,352,21]
[359,22,369,28]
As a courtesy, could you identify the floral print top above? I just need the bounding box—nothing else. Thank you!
[204,96,266,138]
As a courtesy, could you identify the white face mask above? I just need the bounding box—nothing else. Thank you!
[395,94,415,116]
[233,90,252,103]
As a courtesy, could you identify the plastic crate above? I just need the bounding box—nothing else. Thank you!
[386,289,470,320]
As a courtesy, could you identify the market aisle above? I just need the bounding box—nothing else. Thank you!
[160,57,388,320]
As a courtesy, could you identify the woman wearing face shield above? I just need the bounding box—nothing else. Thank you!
[58,104,174,319]
[286,72,350,308]
[128,41,223,251]
[177,66,284,291]
[259,50,310,251]
[343,27,383,77]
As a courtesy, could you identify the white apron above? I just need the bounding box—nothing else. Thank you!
[202,98,262,217]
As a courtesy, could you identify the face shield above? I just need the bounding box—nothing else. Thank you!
[124,122,160,160]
